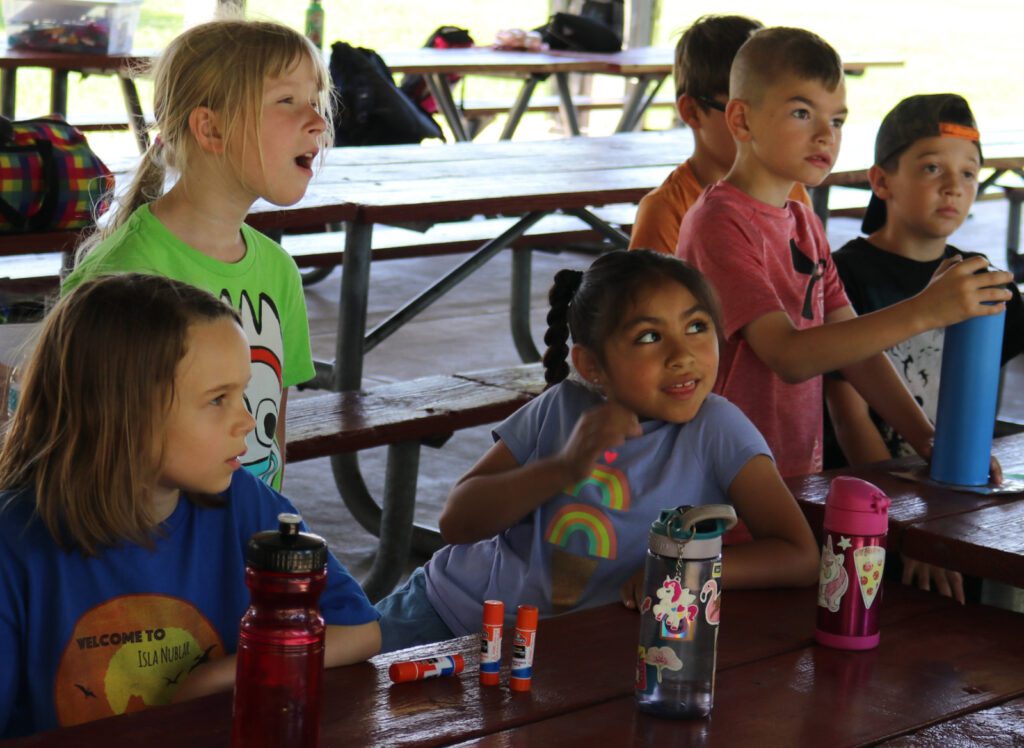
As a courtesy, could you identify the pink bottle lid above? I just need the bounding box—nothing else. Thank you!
[823,477,891,537]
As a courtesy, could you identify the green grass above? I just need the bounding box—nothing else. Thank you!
[1,1,1018,148]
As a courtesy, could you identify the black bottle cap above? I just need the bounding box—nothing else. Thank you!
[245,513,328,573]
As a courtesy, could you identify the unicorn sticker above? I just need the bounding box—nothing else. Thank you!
[817,535,849,613]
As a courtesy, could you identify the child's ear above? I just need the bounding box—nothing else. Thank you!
[677,94,700,129]
[724,99,751,142]
[188,106,226,155]
[571,345,603,386]
[867,164,893,200]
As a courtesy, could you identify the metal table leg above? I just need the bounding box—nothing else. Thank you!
[345,441,423,602]
[1,69,16,118]
[508,207,631,364]
[425,73,468,142]
[50,70,68,116]
[335,221,373,391]
[362,211,549,353]
[500,75,541,141]
[615,74,665,133]
[553,72,580,137]
[119,73,150,153]
[510,248,540,363]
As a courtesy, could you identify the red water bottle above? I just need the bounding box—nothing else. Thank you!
[815,477,891,650]
[231,513,328,747]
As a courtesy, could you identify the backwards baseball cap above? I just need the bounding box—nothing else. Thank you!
[861,93,982,234]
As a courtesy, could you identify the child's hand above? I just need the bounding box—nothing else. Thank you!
[620,566,646,611]
[918,255,1012,329]
[990,455,1003,485]
[559,401,641,481]
[901,555,965,604]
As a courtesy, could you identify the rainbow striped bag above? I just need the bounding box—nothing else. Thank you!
[0,116,113,233]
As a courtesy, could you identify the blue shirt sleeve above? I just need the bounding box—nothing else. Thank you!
[234,472,378,626]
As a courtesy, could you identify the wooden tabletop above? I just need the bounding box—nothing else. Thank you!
[383,46,904,78]
[8,584,1022,747]
[786,431,1024,588]
[381,47,599,76]
[0,47,150,71]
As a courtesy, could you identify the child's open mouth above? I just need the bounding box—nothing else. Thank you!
[295,152,315,170]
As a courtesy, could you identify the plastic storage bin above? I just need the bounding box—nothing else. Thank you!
[3,0,142,55]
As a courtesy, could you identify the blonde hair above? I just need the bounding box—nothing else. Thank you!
[0,274,240,555]
[77,18,333,261]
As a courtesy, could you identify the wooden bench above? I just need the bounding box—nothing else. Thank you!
[0,204,638,295]
[284,363,546,601]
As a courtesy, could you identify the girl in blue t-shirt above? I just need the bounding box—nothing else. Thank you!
[375,250,818,652]
[0,275,379,739]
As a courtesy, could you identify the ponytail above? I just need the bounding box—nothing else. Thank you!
[542,269,583,388]
[74,138,167,265]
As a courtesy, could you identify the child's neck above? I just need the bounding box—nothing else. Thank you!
[150,485,181,524]
[150,167,255,263]
[867,223,948,263]
[686,150,730,189]
[723,152,794,208]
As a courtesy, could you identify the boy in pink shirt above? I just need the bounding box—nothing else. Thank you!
[676,27,1011,479]
[629,14,810,255]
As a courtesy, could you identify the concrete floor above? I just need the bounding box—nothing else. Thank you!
[282,195,1024,589]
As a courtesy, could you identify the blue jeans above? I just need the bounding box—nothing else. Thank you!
[374,567,455,653]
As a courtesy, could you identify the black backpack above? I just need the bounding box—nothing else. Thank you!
[537,12,622,52]
[329,41,442,147]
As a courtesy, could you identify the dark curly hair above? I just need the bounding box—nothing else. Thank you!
[542,250,723,387]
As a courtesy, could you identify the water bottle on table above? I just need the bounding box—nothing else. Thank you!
[930,305,1006,486]
[815,477,890,650]
[231,513,328,748]
[635,504,736,719]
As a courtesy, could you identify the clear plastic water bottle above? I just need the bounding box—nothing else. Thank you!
[231,513,328,747]
[635,504,737,719]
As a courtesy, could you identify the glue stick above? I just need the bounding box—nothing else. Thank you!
[480,600,504,686]
[388,654,464,684]
[509,605,538,692]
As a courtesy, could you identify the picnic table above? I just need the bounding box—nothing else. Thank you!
[788,430,1024,589]
[383,46,906,141]
[0,46,150,152]
[7,584,1022,746]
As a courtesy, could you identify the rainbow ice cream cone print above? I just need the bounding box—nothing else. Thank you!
[545,464,630,612]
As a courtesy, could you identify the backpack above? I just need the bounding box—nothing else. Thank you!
[0,116,113,234]
[399,26,474,117]
[329,41,443,147]
[537,12,622,52]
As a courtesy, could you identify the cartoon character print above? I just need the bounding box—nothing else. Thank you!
[817,535,849,613]
[790,239,827,321]
[652,577,698,634]
[226,290,284,485]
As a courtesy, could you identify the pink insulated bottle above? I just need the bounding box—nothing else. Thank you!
[815,477,891,650]
[231,513,327,747]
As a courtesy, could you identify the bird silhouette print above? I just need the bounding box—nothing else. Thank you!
[790,240,826,320]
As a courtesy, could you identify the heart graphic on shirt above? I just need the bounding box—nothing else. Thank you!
[603,450,618,464]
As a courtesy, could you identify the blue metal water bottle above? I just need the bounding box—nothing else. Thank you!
[930,307,1006,486]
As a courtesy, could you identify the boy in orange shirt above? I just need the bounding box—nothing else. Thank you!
[629,14,810,254]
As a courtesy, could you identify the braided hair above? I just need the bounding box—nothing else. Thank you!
[541,250,722,388]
